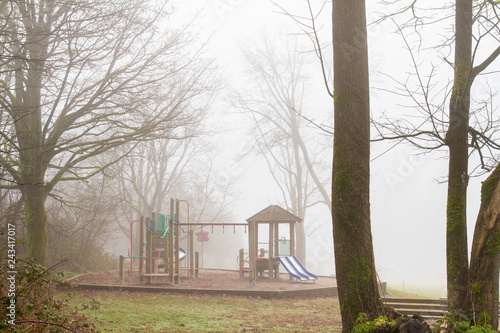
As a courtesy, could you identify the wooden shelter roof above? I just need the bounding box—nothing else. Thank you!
[246,205,302,224]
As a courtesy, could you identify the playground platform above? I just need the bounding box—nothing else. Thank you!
[64,269,337,299]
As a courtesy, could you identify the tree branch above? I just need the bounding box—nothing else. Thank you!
[472,45,500,79]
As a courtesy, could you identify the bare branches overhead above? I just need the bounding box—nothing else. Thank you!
[371,0,500,172]
[0,0,216,263]
[0,0,215,191]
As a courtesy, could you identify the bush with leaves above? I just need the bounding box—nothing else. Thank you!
[353,310,497,333]
[434,310,497,333]
[0,257,98,332]
[353,313,398,333]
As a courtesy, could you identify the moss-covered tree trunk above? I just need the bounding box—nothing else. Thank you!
[24,184,48,263]
[14,11,50,264]
[331,0,383,331]
[445,0,473,311]
[468,163,500,328]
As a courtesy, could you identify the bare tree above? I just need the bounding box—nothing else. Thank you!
[114,137,197,224]
[233,34,331,263]
[183,148,239,224]
[111,135,238,243]
[45,174,118,270]
[331,0,384,331]
[270,3,383,328]
[371,0,500,319]
[0,0,215,264]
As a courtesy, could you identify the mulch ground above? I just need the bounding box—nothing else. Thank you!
[69,269,337,292]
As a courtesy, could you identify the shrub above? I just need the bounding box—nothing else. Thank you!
[353,313,398,333]
[0,257,98,332]
[353,310,497,333]
[433,309,497,333]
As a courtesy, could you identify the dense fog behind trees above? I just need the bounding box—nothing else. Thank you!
[0,0,221,267]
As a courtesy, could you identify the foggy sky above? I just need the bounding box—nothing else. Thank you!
[159,0,499,294]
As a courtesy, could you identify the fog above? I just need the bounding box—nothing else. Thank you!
[108,0,499,296]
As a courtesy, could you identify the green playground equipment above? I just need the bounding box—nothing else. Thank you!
[120,199,200,285]
[151,214,183,239]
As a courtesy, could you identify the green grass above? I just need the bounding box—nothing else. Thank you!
[55,284,443,332]
[59,291,342,332]
[385,286,447,299]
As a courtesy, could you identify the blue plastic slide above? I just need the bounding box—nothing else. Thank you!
[277,256,318,281]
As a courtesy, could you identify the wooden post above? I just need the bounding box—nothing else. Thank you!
[174,200,180,284]
[146,217,152,284]
[195,251,199,278]
[288,222,295,280]
[151,212,156,275]
[139,216,144,283]
[255,222,259,249]
[164,236,170,275]
[248,221,256,287]
[239,248,245,277]
[255,223,260,277]
[268,223,274,279]
[162,214,168,274]
[274,222,280,256]
[169,199,175,285]
[162,242,168,274]
[189,230,195,278]
[274,221,280,277]
[119,255,124,283]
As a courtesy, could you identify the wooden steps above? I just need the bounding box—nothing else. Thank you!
[383,297,500,319]
[382,297,447,318]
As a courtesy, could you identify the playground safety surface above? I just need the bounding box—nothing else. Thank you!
[67,269,338,299]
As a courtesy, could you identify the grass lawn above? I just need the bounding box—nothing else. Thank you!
[59,290,342,332]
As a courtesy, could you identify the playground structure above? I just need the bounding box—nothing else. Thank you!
[119,198,247,285]
[119,202,317,286]
[241,205,315,286]
[119,198,201,285]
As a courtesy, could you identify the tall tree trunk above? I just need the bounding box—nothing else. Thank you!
[331,0,382,331]
[292,125,307,263]
[468,163,500,328]
[16,17,50,264]
[25,184,48,263]
[19,95,49,264]
[445,0,473,311]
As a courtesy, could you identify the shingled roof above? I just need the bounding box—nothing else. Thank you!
[246,205,302,223]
